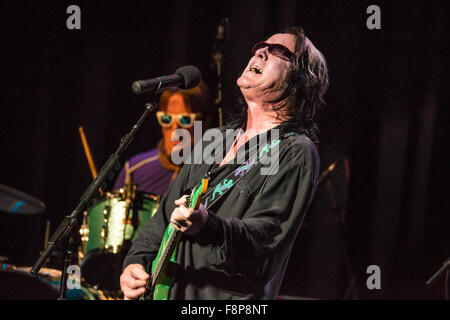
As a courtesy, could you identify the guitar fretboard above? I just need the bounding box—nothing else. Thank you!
[152,227,181,286]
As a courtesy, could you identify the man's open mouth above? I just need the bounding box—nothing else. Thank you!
[250,65,263,74]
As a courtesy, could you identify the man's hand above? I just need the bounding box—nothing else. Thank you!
[120,264,150,300]
[170,195,208,235]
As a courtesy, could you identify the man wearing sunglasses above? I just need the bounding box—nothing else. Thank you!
[121,26,329,300]
[113,81,214,195]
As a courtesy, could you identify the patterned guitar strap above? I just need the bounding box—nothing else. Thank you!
[200,132,299,210]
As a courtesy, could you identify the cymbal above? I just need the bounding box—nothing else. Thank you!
[0,184,46,214]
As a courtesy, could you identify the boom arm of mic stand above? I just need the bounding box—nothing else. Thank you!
[30,102,157,277]
[426,257,450,287]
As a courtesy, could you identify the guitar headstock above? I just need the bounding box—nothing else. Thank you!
[188,178,208,210]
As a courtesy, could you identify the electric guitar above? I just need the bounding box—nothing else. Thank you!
[141,178,208,300]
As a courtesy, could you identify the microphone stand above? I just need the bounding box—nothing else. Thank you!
[30,102,157,299]
[212,17,229,127]
[426,256,450,299]
[213,45,224,127]
[319,157,358,299]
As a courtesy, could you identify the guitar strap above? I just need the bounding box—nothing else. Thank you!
[200,132,298,210]
[141,132,298,300]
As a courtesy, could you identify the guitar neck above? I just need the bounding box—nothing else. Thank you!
[150,179,207,289]
[151,225,182,286]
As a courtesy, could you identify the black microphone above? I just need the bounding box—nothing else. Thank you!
[132,65,201,95]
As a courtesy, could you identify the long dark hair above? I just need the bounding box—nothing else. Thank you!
[226,26,329,144]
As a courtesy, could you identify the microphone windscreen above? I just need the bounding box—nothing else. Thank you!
[175,65,201,89]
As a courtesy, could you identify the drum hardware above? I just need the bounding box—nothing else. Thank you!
[122,163,138,241]
[101,192,113,252]
[43,219,50,248]
[36,220,53,267]
[78,210,89,262]
[121,174,138,249]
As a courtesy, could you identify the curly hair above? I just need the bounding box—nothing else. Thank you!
[227,26,329,144]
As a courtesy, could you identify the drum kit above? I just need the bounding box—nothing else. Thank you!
[0,183,160,300]
[0,127,160,300]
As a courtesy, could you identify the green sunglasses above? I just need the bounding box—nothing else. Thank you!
[156,111,201,129]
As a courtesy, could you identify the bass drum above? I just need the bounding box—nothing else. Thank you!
[80,192,159,291]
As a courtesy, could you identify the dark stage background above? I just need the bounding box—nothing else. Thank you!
[0,0,448,299]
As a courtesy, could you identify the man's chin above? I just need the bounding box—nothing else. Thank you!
[237,74,252,88]
[238,75,264,91]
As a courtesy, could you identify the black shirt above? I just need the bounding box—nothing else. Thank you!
[123,125,320,299]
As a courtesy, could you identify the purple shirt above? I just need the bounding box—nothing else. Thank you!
[113,148,174,196]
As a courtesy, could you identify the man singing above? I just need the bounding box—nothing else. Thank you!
[120,26,329,300]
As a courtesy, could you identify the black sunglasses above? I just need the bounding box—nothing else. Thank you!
[251,41,294,62]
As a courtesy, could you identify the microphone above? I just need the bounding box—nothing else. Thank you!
[132,65,201,95]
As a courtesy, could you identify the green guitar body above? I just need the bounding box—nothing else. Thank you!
[148,178,208,300]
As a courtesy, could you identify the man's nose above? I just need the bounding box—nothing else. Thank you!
[255,47,268,60]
